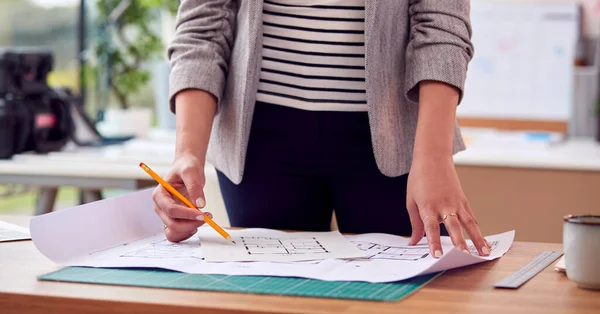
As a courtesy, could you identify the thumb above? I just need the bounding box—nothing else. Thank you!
[407,198,424,246]
[179,165,206,209]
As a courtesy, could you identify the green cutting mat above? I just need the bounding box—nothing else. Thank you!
[39,267,442,302]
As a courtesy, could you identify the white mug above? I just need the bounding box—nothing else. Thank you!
[563,215,600,290]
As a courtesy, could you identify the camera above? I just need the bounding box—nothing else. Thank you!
[0,48,75,159]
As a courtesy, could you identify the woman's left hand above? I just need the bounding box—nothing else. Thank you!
[406,156,490,258]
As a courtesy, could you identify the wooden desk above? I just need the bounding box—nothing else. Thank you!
[1,216,598,314]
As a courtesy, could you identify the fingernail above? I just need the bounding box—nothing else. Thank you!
[206,212,213,219]
[196,198,205,208]
[434,250,443,258]
[482,246,490,255]
[196,215,205,221]
[463,249,470,254]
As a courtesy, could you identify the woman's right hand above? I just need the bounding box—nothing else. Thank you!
[152,152,212,243]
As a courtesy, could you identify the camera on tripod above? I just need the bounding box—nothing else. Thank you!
[0,48,75,159]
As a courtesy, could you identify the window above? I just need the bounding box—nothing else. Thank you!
[0,0,80,92]
[0,0,176,124]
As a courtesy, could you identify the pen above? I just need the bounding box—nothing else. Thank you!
[139,162,235,244]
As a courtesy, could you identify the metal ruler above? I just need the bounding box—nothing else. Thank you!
[494,251,563,289]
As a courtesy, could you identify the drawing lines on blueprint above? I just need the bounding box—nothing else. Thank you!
[352,241,430,261]
[240,237,329,255]
[120,239,203,259]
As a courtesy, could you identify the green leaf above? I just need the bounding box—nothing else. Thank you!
[139,0,163,8]
[114,69,151,95]
[91,0,177,108]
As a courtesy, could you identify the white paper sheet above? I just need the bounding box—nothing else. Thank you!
[199,228,366,262]
[30,188,516,283]
[30,188,163,264]
[0,220,31,242]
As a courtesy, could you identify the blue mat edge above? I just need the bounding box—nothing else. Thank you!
[38,267,444,302]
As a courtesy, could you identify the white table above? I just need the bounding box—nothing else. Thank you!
[1,130,600,239]
[0,129,217,215]
[454,137,600,171]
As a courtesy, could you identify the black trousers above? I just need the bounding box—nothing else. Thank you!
[217,102,415,236]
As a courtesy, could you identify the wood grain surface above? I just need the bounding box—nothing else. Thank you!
[1,215,598,314]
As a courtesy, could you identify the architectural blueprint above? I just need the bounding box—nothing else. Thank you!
[350,240,501,261]
[29,188,517,283]
[241,237,329,255]
[352,241,430,261]
[86,233,204,262]
[199,229,367,262]
[120,239,203,259]
[0,220,31,242]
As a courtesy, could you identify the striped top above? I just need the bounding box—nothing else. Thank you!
[256,0,367,112]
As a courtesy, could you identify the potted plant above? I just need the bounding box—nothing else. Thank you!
[85,0,177,138]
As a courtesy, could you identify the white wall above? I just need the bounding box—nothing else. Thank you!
[163,1,600,38]
[479,0,600,36]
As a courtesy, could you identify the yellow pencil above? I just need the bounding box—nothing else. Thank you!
[139,162,235,244]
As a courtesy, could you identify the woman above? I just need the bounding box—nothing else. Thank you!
[153,0,491,258]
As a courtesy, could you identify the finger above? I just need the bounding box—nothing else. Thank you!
[166,204,211,221]
[153,185,210,221]
[153,185,177,212]
[421,210,443,258]
[442,212,469,253]
[462,203,492,249]
[179,164,206,209]
[155,205,204,242]
[407,198,425,246]
[165,225,200,243]
[459,205,490,256]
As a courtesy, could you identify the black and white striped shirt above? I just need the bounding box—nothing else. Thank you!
[256,0,367,111]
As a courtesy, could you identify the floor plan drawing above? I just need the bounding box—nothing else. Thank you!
[86,234,204,260]
[120,239,203,259]
[351,240,501,261]
[240,237,330,255]
[200,229,367,262]
[351,241,430,261]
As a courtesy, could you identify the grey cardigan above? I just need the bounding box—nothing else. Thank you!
[168,0,474,184]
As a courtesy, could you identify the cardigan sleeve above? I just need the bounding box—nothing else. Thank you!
[404,0,474,105]
[167,0,237,113]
